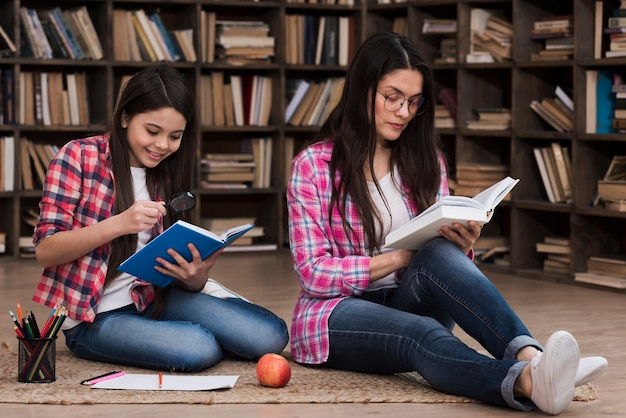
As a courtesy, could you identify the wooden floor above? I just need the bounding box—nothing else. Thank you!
[1,251,624,417]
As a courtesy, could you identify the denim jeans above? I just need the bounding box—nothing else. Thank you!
[325,238,540,411]
[63,286,289,372]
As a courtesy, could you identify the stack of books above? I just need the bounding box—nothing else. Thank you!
[19,236,36,258]
[533,142,573,204]
[530,15,574,61]
[465,108,511,131]
[467,9,512,63]
[434,105,455,129]
[605,1,626,58]
[595,155,626,209]
[575,255,626,289]
[536,236,571,274]
[454,163,510,197]
[215,20,274,65]
[201,152,256,189]
[421,19,457,64]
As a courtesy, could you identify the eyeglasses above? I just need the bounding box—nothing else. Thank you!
[376,90,426,115]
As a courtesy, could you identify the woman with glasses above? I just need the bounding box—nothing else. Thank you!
[286,32,606,415]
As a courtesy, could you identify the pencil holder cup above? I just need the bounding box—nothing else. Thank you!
[17,336,57,383]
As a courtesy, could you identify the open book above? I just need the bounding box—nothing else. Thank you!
[118,220,254,287]
[383,176,519,251]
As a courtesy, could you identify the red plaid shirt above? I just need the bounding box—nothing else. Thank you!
[33,134,156,322]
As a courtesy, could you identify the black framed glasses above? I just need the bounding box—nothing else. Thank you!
[376,90,426,115]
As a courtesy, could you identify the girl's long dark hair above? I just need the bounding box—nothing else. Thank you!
[316,32,442,252]
[106,64,198,308]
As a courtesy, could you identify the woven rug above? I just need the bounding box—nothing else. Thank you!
[0,341,597,405]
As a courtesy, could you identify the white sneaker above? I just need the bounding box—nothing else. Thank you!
[201,278,250,302]
[530,330,579,415]
[576,356,608,386]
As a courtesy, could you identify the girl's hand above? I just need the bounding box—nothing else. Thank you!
[154,244,223,292]
[118,200,167,235]
[439,221,481,255]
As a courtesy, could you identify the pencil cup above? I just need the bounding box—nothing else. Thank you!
[17,336,57,383]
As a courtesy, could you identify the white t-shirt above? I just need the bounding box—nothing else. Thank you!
[366,168,410,290]
[62,166,153,330]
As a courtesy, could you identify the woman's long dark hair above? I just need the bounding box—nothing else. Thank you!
[315,32,442,253]
[106,64,198,307]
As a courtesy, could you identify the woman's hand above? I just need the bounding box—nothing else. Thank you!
[118,200,167,235]
[154,244,223,292]
[439,221,481,255]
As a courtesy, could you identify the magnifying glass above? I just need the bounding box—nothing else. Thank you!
[165,191,196,213]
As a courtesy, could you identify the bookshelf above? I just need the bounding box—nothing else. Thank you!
[365,0,626,292]
[0,0,362,258]
[1,0,625,293]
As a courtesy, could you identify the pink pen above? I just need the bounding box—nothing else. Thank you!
[81,370,126,385]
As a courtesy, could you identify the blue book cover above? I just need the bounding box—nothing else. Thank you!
[596,70,615,134]
[118,220,254,287]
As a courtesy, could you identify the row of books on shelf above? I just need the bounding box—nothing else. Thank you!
[284,14,353,67]
[530,85,574,133]
[112,9,195,63]
[199,73,272,127]
[586,70,625,134]
[285,77,345,127]
[201,138,272,189]
[18,71,89,127]
[0,136,61,192]
[533,142,573,204]
[0,136,15,192]
[19,6,103,60]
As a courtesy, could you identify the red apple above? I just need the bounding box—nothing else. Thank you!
[256,353,291,388]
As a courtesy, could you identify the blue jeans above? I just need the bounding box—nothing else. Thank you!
[63,286,289,372]
[325,238,540,411]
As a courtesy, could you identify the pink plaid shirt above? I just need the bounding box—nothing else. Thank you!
[33,134,157,322]
[287,140,449,364]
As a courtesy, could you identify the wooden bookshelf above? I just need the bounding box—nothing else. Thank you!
[0,0,363,258]
[1,0,625,293]
[365,0,626,292]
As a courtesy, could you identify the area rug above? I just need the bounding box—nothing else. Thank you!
[0,341,596,405]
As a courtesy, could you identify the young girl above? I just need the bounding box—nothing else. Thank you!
[286,32,607,415]
[33,64,288,372]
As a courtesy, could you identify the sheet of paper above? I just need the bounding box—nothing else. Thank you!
[91,373,239,391]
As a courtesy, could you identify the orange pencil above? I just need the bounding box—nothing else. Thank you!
[159,372,163,389]
[16,301,24,323]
